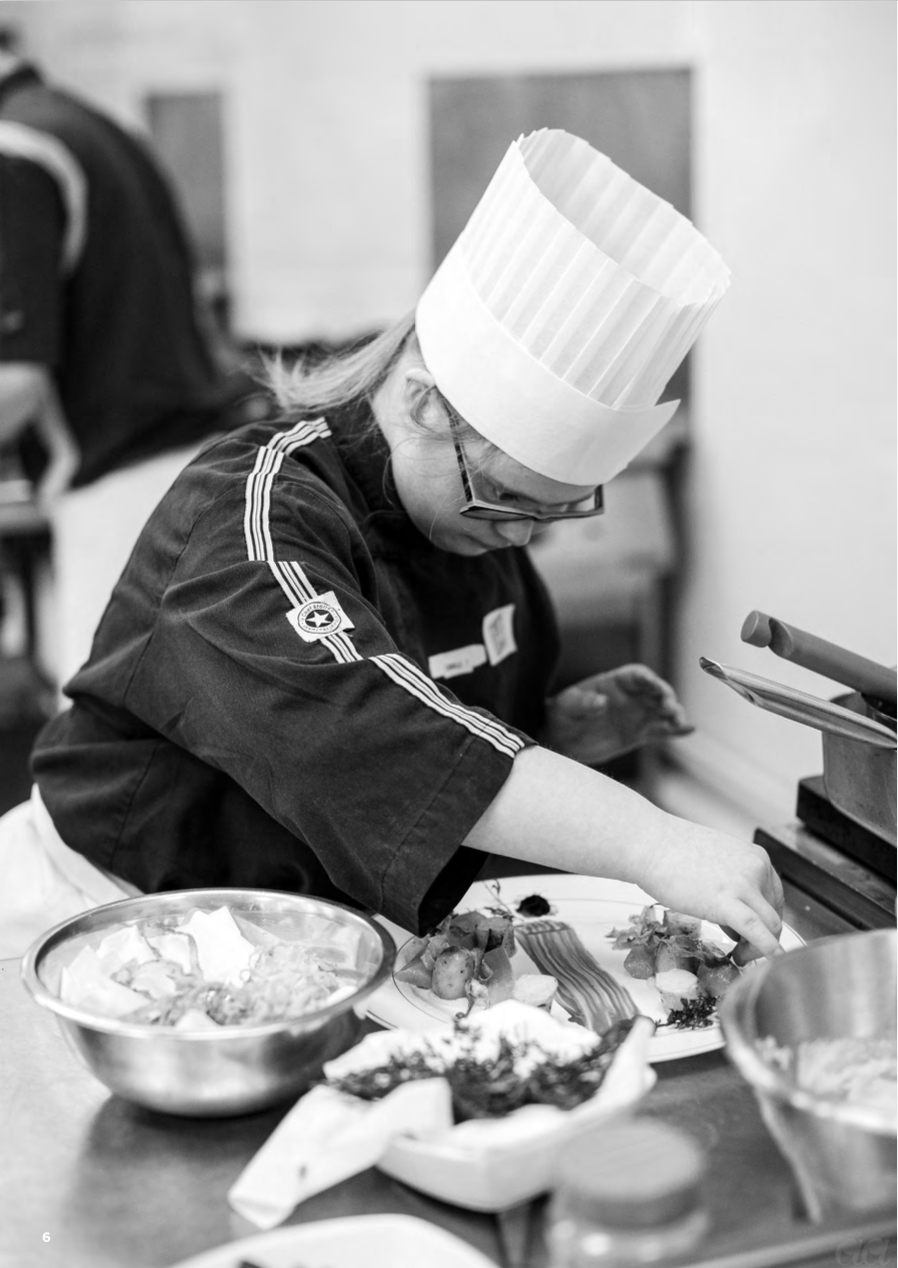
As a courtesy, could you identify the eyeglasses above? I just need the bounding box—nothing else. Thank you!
[452,427,604,523]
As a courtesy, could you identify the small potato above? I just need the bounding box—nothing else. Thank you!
[431,947,475,1000]
[697,960,741,999]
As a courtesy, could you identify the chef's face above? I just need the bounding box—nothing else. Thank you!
[392,378,598,556]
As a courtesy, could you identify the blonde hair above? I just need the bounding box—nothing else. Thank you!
[266,311,416,416]
[265,309,496,468]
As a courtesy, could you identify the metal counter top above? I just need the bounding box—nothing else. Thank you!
[1,886,893,1268]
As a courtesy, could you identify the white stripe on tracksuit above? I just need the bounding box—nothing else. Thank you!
[243,422,525,754]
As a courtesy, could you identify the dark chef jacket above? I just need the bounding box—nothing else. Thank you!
[0,63,252,488]
[32,402,561,933]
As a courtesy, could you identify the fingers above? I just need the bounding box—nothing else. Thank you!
[770,862,785,917]
[721,930,769,966]
[717,893,784,961]
[615,664,668,697]
[555,685,608,720]
[732,938,766,966]
[570,666,684,716]
[555,668,692,752]
[711,847,784,962]
[617,667,687,722]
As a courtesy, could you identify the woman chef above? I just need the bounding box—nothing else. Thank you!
[1,130,783,961]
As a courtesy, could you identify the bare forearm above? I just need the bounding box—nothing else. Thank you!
[464,745,662,882]
[464,745,785,958]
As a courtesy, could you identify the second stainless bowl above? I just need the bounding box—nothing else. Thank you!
[720,928,896,1220]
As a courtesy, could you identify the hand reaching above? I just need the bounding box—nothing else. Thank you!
[467,744,785,963]
[543,663,693,767]
[634,815,785,962]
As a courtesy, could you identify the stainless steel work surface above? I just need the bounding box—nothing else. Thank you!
[1,895,893,1268]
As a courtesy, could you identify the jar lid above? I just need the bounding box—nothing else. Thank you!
[554,1120,706,1228]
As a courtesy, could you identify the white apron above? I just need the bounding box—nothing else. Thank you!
[49,438,214,691]
[0,784,140,959]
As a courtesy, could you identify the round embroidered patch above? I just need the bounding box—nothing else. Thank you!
[296,599,341,636]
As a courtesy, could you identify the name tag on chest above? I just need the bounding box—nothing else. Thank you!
[428,604,517,680]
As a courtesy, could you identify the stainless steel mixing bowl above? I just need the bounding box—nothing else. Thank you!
[21,888,395,1117]
[720,928,896,1220]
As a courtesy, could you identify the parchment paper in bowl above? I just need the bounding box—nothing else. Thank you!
[227,1001,656,1225]
[377,1009,656,1212]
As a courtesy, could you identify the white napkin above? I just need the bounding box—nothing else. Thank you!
[227,1002,653,1229]
[227,1078,453,1229]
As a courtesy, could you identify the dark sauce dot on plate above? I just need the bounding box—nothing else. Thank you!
[516,894,551,917]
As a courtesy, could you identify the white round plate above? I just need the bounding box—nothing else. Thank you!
[168,1213,496,1268]
[367,874,804,1062]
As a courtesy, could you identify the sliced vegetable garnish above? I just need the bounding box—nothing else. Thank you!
[608,904,742,1030]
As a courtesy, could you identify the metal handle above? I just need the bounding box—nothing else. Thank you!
[740,611,897,706]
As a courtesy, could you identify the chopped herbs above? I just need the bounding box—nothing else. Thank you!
[327,1017,637,1120]
[324,1047,446,1100]
[663,996,717,1030]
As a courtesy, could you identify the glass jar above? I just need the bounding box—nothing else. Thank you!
[545,1120,709,1267]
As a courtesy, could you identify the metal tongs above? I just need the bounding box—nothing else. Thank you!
[699,657,897,749]
[740,611,897,708]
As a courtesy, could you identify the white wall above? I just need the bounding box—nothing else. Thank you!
[4,0,700,337]
[679,0,896,823]
[4,0,894,826]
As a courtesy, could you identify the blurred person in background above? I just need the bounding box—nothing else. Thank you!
[0,129,784,965]
[0,31,263,690]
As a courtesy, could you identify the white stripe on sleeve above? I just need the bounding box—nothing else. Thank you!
[244,421,521,755]
[372,653,524,757]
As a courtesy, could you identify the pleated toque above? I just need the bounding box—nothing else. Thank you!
[416,129,730,486]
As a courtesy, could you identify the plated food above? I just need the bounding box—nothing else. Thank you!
[608,903,743,1029]
[393,904,562,1016]
[395,886,741,1033]
[371,874,805,1062]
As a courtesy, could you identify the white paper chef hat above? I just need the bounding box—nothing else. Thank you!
[416,129,730,486]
